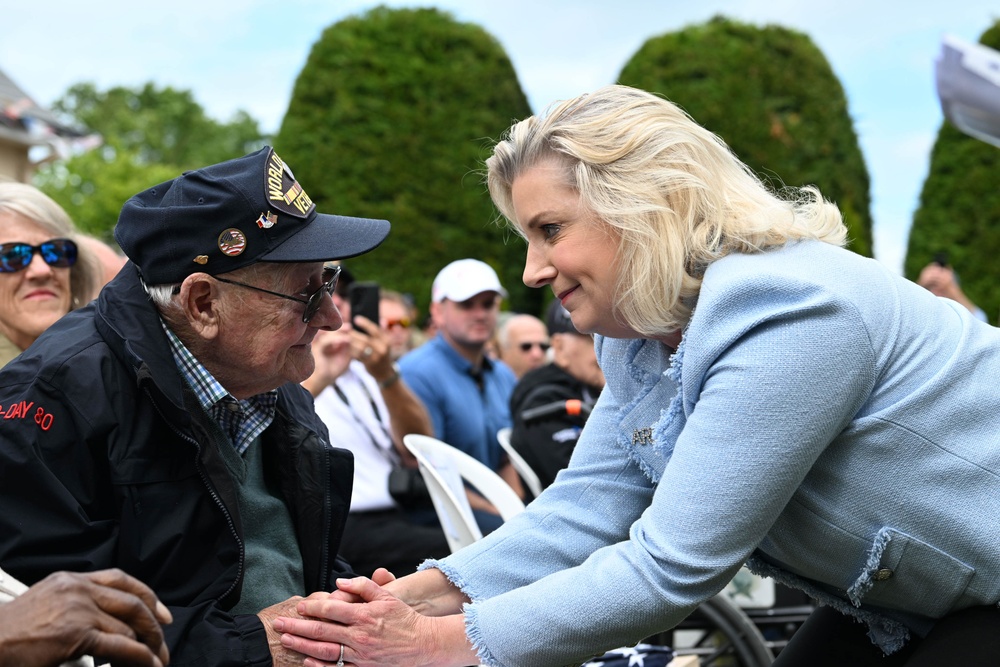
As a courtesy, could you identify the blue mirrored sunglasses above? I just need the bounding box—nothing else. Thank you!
[0,238,78,273]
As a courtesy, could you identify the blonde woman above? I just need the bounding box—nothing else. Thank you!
[274,86,1000,667]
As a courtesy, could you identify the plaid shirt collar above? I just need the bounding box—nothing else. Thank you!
[161,321,277,455]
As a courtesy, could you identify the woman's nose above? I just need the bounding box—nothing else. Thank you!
[522,244,555,288]
[23,251,54,279]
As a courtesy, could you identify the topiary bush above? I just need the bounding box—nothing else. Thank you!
[275,6,535,316]
[618,16,873,256]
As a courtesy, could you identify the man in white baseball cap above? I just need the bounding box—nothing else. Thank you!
[399,259,522,530]
[431,258,508,303]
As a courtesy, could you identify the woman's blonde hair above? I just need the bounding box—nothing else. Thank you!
[487,85,847,336]
[0,182,100,309]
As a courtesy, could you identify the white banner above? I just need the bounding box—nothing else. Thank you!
[936,34,1000,147]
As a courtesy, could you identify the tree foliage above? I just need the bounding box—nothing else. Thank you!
[35,82,266,239]
[905,21,1000,322]
[618,16,873,256]
[275,6,534,316]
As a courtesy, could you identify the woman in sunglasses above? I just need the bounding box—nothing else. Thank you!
[0,183,98,366]
[275,86,1000,667]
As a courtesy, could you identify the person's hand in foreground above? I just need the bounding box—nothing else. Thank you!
[0,568,172,667]
[272,573,477,667]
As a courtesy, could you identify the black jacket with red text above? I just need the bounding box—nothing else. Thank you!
[0,263,354,666]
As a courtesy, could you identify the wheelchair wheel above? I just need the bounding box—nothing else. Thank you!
[667,594,776,667]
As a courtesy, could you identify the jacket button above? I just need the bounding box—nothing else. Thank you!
[874,568,894,581]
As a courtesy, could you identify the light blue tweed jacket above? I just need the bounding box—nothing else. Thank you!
[426,240,1000,667]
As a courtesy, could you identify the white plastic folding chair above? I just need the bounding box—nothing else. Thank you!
[496,427,543,498]
[403,434,525,553]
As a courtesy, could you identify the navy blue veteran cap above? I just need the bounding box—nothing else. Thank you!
[114,146,390,284]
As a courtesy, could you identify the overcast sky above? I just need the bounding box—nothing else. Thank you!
[3,1,998,275]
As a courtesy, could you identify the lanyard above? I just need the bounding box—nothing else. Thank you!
[331,379,397,463]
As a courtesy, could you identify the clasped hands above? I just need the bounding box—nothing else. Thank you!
[271,569,435,667]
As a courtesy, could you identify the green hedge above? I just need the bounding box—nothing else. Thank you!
[618,16,873,256]
[275,6,535,317]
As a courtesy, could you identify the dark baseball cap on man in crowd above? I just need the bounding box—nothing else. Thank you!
[546,299,584,335]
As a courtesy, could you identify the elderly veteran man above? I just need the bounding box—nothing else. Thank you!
[0,147,389,666]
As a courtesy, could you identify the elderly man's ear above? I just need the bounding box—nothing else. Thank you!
[176,273,223,340]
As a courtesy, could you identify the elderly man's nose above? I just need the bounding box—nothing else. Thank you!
[311,293,344,331]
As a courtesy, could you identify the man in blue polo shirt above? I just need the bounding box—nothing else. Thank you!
[399,259,522,528]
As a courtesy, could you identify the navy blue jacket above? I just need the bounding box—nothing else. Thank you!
[0,263,354,666]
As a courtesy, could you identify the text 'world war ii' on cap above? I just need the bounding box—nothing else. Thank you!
[431,258,507,303]
[114,146,390,285]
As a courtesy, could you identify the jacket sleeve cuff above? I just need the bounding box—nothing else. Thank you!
[234,613,274,666]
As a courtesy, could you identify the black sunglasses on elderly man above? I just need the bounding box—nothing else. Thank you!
[0,238,78,273]
[212,265,341,324]
[519,341,551,353]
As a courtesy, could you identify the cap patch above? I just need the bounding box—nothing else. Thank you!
[218,228,247,256]
[265,149,315,218]
[256,211,277,229]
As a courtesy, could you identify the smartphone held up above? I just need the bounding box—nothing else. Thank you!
[349,281,380,330]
